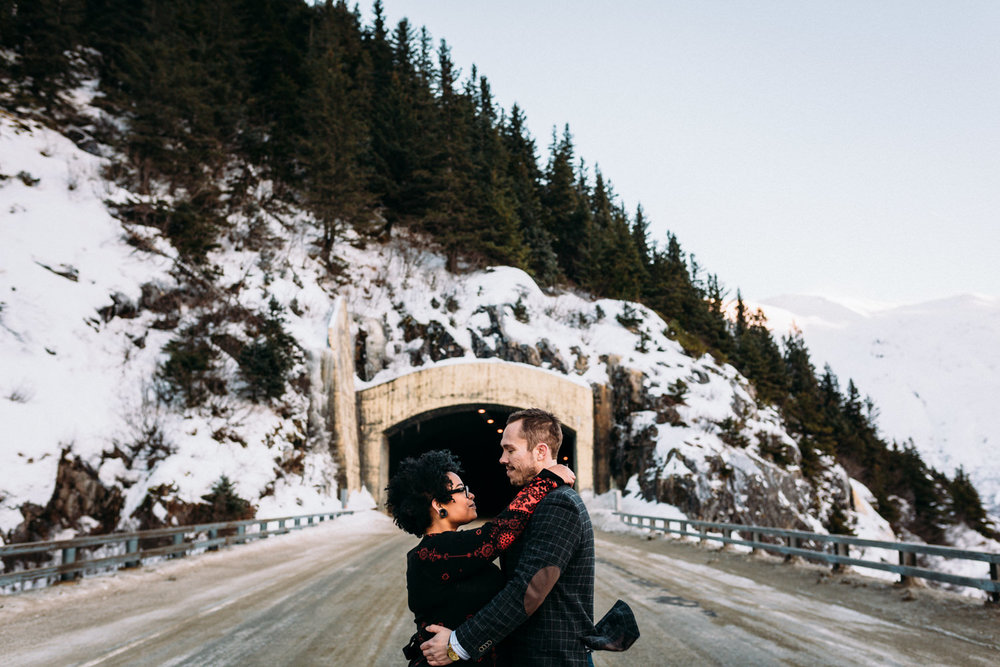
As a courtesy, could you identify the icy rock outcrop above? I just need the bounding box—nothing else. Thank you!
[354,316,388,381]
[400,316,464,366]
[9,452,124,544]
[606,358,850,530]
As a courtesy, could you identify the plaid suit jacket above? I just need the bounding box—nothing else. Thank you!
[455,485,596,666]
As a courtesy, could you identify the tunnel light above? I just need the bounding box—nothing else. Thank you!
[477,408,486,414]
[486,419,494,424]
[562,456,569,461]
[496,428,503,434]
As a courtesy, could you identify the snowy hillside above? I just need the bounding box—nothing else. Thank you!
[0,107,356,540]
[1,100,857,547]
[8,84,1000,605]
[758,294,1000,511]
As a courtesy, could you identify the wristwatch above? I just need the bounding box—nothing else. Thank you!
[446,643,461,663]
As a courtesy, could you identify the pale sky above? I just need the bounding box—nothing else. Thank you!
[373,1,1000,305]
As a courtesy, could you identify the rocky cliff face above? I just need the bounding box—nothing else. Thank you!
[343,245,853,533]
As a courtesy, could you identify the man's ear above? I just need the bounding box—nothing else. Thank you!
[535,443,549,461]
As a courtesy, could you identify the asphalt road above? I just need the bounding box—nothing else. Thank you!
[1,512,998,666]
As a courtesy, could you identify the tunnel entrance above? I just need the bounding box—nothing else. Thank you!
[387,405,578,517]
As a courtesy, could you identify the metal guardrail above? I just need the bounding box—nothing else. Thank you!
[0,510,354,589]
[615,512,1000,602]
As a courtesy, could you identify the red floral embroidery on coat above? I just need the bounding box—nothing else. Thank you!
[415,471,559,564]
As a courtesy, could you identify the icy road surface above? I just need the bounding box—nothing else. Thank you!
[1,512,998,666]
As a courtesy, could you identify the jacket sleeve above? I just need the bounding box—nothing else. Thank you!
[454,488,583,659]
[411,469,563,581]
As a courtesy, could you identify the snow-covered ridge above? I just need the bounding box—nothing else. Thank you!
[758,293,1000,511]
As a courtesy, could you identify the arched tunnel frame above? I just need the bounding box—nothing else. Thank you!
[356,361,595,505]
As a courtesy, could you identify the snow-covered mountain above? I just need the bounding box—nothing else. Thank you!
[758,294,1000,511]
[0,101,847,544]
[3,90,997,596]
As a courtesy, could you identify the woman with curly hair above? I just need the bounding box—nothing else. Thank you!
[386,449,573,666]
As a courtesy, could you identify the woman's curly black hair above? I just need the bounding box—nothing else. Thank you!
[385,449,464,536]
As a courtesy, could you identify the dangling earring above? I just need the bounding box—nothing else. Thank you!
[438,508,448,518]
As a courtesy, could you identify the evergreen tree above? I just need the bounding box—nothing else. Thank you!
[159,323,225,408]
[198,475,254,522]
[782,329,835,477]
[300,0,373,266]
[365,15,438,229]
[0,0,85,110]
[948,467,990,535]
[630,204,651,270]
[503,104,558,283]
[541,126,589,283]
[238,298,300,402]
[643,232,690,321]
[421,40,476,271]
[731,300,785,404]
[238,0,310,186]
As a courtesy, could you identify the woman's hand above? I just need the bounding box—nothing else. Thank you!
[548,463,576,486]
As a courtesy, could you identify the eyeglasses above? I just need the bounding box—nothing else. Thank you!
[449,485,472,498]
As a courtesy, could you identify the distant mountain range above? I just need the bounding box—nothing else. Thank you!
[757,293,1000,512]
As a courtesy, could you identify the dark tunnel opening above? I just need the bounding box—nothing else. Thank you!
[387,405,577,517]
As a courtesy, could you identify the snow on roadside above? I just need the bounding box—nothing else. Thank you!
[847,479,901,583]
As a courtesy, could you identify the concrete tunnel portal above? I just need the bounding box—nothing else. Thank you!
[387,404,578,516]
[323,302,605,508]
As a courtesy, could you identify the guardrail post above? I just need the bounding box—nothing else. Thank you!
[990,563,999,604]
[60,547,77,582]
[208,528,219,551]
[750,531,760,554]
[294,517,301,529]
[898,550,917,585]
[259,521,268,538]
[170,532,184,558]
[126,538,139,568]
[784,536,799,562]
[236,525,245,544]
[278,519,286,532]
[832,542,848,573]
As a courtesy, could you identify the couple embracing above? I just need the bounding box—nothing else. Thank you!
[386,408,637,666]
